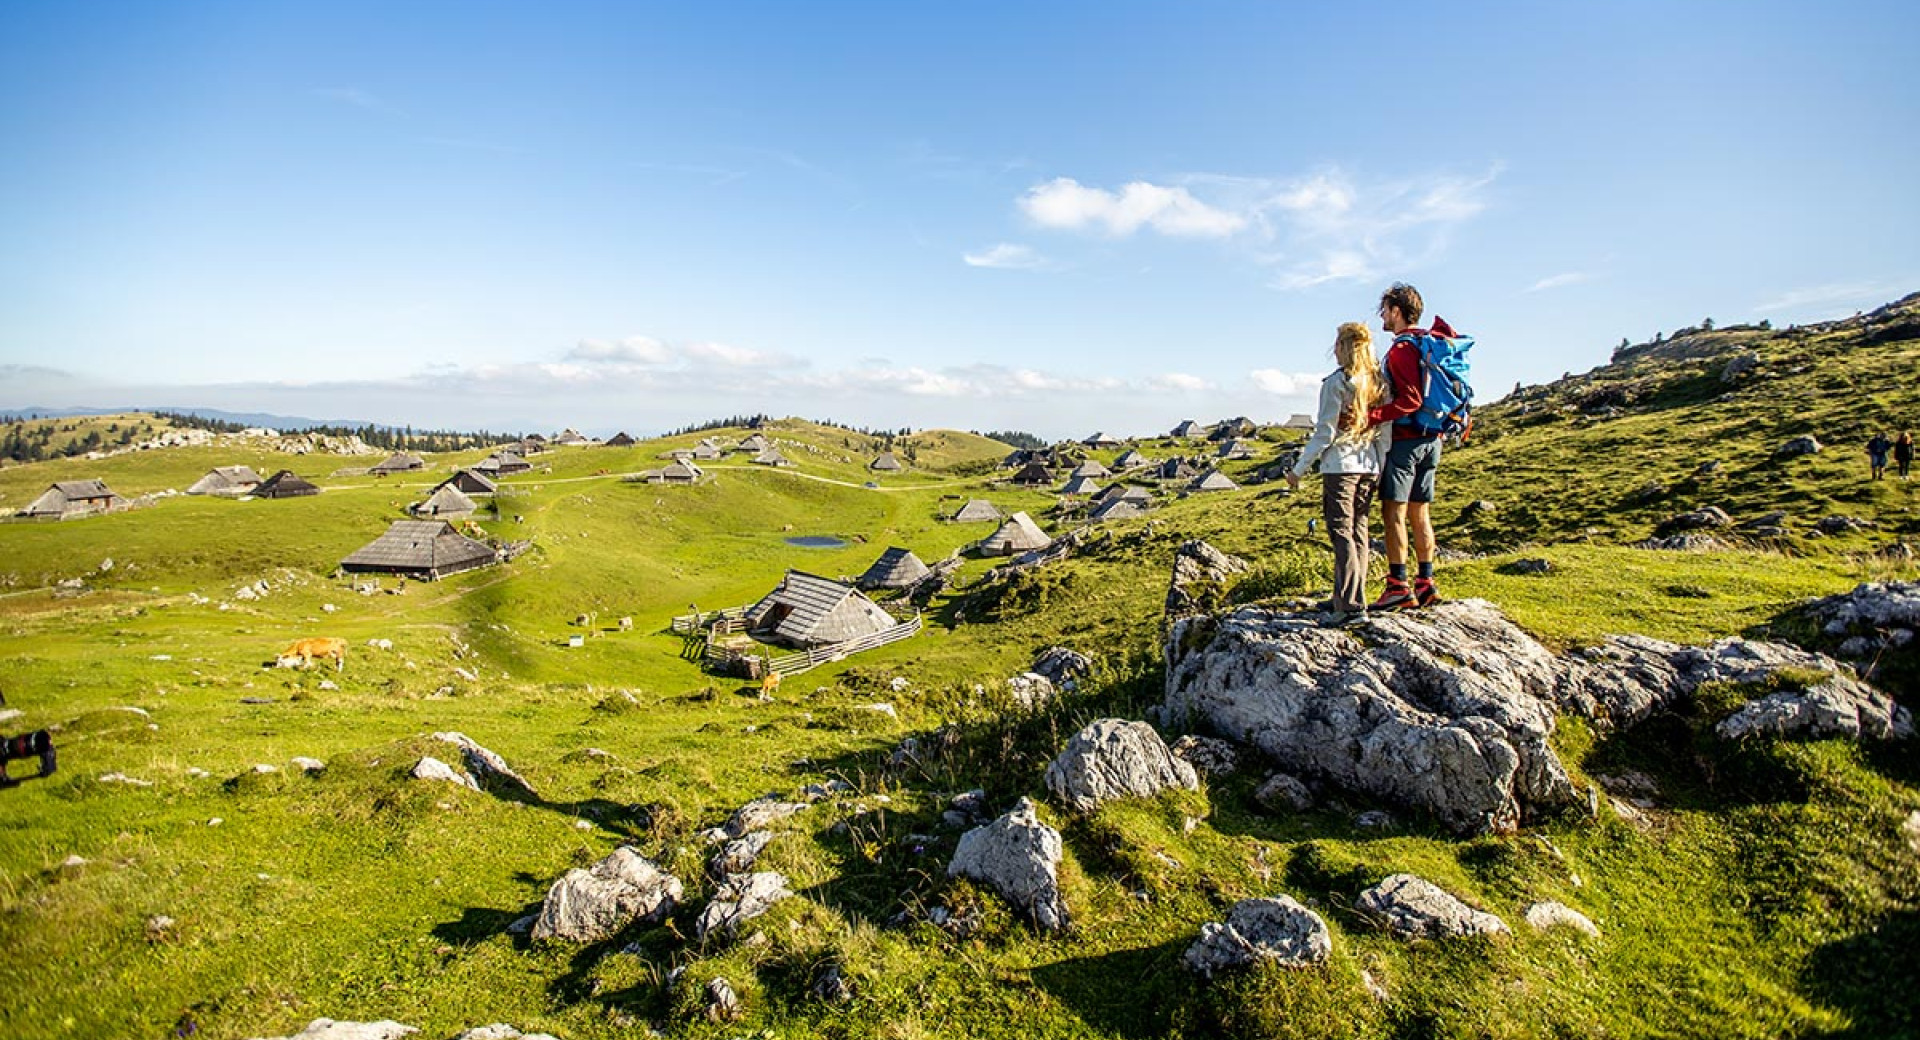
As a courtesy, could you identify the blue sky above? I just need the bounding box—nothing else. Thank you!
[2,1,1915,438]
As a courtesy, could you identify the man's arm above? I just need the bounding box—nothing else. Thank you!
[1367,341,1424,427]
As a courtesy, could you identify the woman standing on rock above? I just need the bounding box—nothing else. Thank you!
[1289,322,1392,623]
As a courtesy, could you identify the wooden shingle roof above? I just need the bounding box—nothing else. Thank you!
[858,547,932,590]
[340,520,497,579]
[747,570,896,645]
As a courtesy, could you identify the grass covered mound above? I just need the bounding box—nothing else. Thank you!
[1,297,1918,1039]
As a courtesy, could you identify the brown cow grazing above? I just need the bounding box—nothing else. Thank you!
[281,637,348,672]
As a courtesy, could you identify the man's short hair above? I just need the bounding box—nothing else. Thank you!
[1379,283,1424,324]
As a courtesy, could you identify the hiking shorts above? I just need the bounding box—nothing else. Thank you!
[1382,435,1442,503]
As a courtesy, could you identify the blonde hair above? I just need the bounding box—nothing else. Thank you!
[1334,321,1384,443]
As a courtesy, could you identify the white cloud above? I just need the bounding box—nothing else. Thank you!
[683,341,786,368]
[962,243,1045,269]
[1248,369,1321,395]
[1756,281,1904,314]
[1151,372,1212,391]
[568,336,672,364]
[1527,271,1592,293]
[1020,177,1246,238]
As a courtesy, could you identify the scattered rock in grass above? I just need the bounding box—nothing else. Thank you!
[240,697,276,705]
[1903,811,1920,856]
[431,732,537,800]
[1355,810,1395,829]
[0,709,20,725]
[1184,896,1333,977]
[1362,970,1390,1001]
[1633,532,1722,551]
[410,756,478,790]
[1656,506,1732,535]
[695,871,793,940]
[1006,672,1055,711]
[1817,515,1878,536]
[1357,874,1509,940]
[705,977,741,1022]
[1166,600,1576,835]
[1774,435,1821,459]
[249,1020,418,1040]
[144,914,176,942]
[1031,646,1093,684]
[1461,499,1499,518]
[709,831,775,878]
[948,797,1070,932]
[1804,581,1920,635]
[1721,352,1760,383]
[98,772,154,788]
[186,767,210,779]
[532,847,683,942]
[1693,459,1723,477]
[1501,558,1553,575]
[291,757,325,773]
[1714,676,1912,741]
[1044,719,1199,813]
[887,736,920,768]
[860,702,899,720]
[1255,772,1315,813]
[59,854,87,872]
[1170,734,1241,777]
[725,795,806,838]
[505,914,535,936]
[251,763,278,775]
[1167,539,1250,617]
[452,1027,560,1040]
[809,962,854,1004]
[1524,901,1601,938]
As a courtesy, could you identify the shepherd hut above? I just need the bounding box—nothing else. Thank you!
[438,469,498,495]
[738,433,770,453]
[369,453,425,475]
[979,512,1051,556]
[1089,497,1148,522]
[1070,459,1112,479]
[746,571,897,648]
[340,520,497,580]
[412,484,477,519]
[1171,419,1203,438]
[1059,475,1104,497]
[869,452,904,472]
[1157,458,1198,481]
[655,460,702,484]
[1114,449,1148,469]
[1083,431,1120,447]
[553,428,591,446]
[603,431,637,447]
[1011,462,1054,487]
[951,498,1003,523]
[21,479,124,518]
[857,547,932,590]
[187,466,263,496]
[254,470,321,499]
[1282,413,1315,430]
[1190,469,1239,492]
[751,447,795,467]
[1217,439,1256,460]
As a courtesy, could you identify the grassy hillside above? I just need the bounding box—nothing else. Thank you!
[1,303,1917,1040]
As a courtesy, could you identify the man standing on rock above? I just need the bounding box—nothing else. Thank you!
[1367,282,1443,610]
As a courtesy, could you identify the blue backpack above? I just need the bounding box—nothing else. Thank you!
[1393,316,1475,441]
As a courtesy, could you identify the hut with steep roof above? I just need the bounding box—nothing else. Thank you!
[738,433,770,453]
[1011,462,1054,487]
[979,512,1051,556]
[412,484,477,519]
[1190,469,1239,492]
[1089,497,1148,522]
[552,428,591,446]
[1157,458,1198,481]
[369,453,425,475]
[1070,459,1112,479]
[22,479,124,518]
[1171,419,1203,438]
[1217,439,1256,460]
[1059,474,1104,497]
[751,446,795,467]
[340,520,497,580]
[1282,413,1315,430]
[951,498,1003,523]
[857,547,932,590]
[1114,449,1148,470]
[1083,431,1120,447]
[869,451,904,472]
[475,452,531,475]
[1093,484,1152,507]
[653,460,703,484]
[603,431,637,447]
[746,570,897,647]
[438,469,498,495]
[254,470,321,499]
[187,466,263,496]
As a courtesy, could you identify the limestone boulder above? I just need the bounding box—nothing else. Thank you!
[532,846,683,942]
[1524,901,1600,938]
[695,871,793,940]
[1169,734,1242,777]
[1357,874,1508,940]
[1715,676,1912,741]
[250,1022,416,1040]
[1032,646,1093,685]
[410,756,477,790]
[1044,719,1199,814]
[1166,540,1250,617]
[1184,896,1332,977]
[432,732,537,800]
[947,797,1069,931]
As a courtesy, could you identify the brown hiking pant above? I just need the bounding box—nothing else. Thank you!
[1322,473,1375,612]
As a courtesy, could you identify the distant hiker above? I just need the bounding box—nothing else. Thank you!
[1365,282,1473,611]
[1867,432,1893,480]
[1896,431,1914,480]
[1289,322,1391,621]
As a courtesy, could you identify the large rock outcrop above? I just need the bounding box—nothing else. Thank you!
[532,847,683,942]
[1167,599,1912,834]
[1166,540,1249,617]
[1165,601,1575,833]
[1044,719,1199,814]
[431,732,538,800]
[948,797,1069,931]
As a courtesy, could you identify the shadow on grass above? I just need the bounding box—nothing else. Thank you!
[1027,937,1190,1039]
[1802,907,1920,1039]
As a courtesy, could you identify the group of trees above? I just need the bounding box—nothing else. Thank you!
[978,429,1044,449]
[0,417,145,464]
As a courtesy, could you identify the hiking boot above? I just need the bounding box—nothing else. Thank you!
[1413,578,1442,608]
[1320,610,1365,628]
[1368,579,1414,612]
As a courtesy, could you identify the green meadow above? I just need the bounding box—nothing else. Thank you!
[2,306,1918,1039]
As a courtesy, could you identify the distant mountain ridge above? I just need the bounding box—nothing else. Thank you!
[0,405,379,432]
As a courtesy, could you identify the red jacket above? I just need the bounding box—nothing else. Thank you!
[1368,328,1427,440]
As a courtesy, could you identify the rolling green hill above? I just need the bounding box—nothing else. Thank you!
[0,298,1916,1040]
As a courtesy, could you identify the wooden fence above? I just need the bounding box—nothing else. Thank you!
[671,605,748,636]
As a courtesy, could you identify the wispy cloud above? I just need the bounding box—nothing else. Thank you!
[1527,271,1592,292]
[1151,372,1213,392]
[311,87,401,116]
[962,243,1046,270]
[1020,178,1247,238]
[1248,369,1322,395]
[1756,281,1906,314]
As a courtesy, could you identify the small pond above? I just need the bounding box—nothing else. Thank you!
[784,535,849,549]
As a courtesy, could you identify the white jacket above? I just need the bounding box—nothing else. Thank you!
[1291,369,1393,477]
